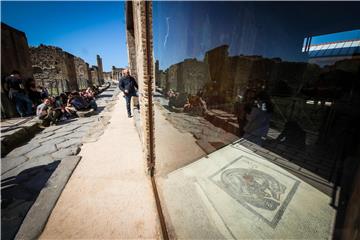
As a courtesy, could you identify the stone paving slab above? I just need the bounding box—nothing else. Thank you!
[15,156,82,240]
[1,120,42,157]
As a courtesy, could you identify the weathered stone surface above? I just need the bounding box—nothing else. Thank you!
[64,132,87,139]
[77,109,95,118]
[42,125,63,133]
[2,155,55,179]
[33,131,55,140]
[25,144,57,159]
[82,131,104,143]
[15,156,81,240]
[1,128,35,157]
[6,142,40,158]
[51,147,80,159]
[74,118,96,125]
[56,139,82,149]
[39,131,72,142]
[1,23,33,118]
[39,137,67,146]
[55,124,80,133]
[1,155,28,174]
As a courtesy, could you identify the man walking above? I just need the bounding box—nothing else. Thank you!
[118,69,139,118]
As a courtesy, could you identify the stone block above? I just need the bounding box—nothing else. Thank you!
[15,156,81,240]
[77,109,95,118]
[1,155,28,174]
[51,147,80,159]
[6,142,40,158]
[56,138,82,149]
[25,144,57,159]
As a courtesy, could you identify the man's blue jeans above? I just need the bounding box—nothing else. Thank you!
[124,92,139,116]
[13,92,33,117]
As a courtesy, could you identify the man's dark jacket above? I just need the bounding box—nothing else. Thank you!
[119,75,138,95]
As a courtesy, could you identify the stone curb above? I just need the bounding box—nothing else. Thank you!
[14,156,81,240]
[1,119,42,157]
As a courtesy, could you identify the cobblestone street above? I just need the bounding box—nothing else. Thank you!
[1,84,119,239]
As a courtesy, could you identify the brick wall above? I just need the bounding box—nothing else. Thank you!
[126,1,155,173]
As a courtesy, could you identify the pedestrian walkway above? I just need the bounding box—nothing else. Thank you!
[40,96,161,239]
[1,84,119,240]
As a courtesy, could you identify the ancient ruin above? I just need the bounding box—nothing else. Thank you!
[1,23,33,118]
[111,66,124,81]
[1,22,106,118]
[74,57,90,90]
[30,45,105,94]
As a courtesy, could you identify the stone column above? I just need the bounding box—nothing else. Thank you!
[97,55,104,84]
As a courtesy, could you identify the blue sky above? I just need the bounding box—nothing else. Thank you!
[153,1,360,69]
[2,1,360,72]
[1,1,127,71]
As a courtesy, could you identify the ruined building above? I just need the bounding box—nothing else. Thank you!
[90,66,100,86]
[103,72,112,81]
[74,57,90,90]
[30,45,106,93]
[1,23,33,118]
[30,45,79,94]
[1,22,107,118]
[111,66,124,81]
[156,45,324,104]
[96,55,104,84]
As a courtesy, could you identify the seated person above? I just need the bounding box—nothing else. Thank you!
[85,87,95,99]
[24,78,43,106]
[68,92,97,112]
[4,71,33,117]
[36,98,61,126]
[39,86,49,99]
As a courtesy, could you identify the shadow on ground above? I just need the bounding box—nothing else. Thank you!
[1,161,60,240]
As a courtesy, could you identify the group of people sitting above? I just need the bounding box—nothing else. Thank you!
[36,89,98,126]
[4,70,100,127]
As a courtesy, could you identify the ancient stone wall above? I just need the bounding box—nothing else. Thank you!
[86,63,93,86]
[29,45,70,95]
[103,72,112,81]
[74,57,90,90]
[90,66,100,86]
[1,23,33,80]
[180,58,210,95]
[159,44,325,105]
[167,64,180,92]
[63,52,78,91]
[111,66,124,81]
[1,23,34,118]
